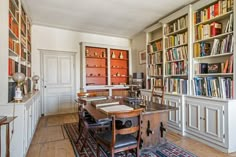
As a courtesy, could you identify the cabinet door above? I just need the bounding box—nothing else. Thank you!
[186,103,201,132]
[167,98,181,129]
[203,104,225,143]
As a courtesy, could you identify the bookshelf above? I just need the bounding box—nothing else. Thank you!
[81,42,131,96]
[162,11,190,95]
[7,0,32,102]
[145,23,164,90]
[192,0,234,99]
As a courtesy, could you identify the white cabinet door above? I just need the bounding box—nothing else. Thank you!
[185,99,225,145]
[186,103,201,132]
[203,104,225,143]
[43,52,75,115]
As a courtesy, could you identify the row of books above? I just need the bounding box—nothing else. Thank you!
[194,58,233,74]
[165,32,188,48]
[193,77,233,99]
[193,34,234,57]
[27,67,31,77]
[211,35,234,55]
[147,40,163,53]
[21,36,27,48]
[9,0,19,22]
[148,65,162,76]
[8,58,18,76]
[9,38,19,54]
[194,0,233,24]
[165,46,188,61]
[164,78,188,94]
[147,78,162,90]
[195,22,222,41]
[165,62,187,75]
[148,52,162,64]
[9,14,19,38]
[165,15,188,35]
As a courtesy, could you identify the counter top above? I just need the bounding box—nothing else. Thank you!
[7,91,40,105]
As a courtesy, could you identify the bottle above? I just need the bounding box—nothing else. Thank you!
[119,52,124,59]
[111,51,116,58]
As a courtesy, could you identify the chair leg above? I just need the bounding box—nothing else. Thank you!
[76,125,84,144]
[80,131,88,152]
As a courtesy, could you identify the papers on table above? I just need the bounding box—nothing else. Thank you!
[92,99,120,108]
[99,105,133,114]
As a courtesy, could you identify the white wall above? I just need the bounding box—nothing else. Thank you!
[32,25,131,92]
[131,31,146,81]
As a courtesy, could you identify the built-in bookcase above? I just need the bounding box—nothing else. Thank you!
[192,0,234,99]
[159,6,191,95]
[145,23,164,90]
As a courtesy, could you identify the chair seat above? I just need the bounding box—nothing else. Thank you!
[97,131,137,149]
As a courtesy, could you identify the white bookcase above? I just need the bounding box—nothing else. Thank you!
[141,0,236,152]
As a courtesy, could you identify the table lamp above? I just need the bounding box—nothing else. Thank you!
[32,75,40,91]
[12,72,26,102]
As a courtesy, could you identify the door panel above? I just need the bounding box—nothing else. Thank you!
[46,96,59,114]
[187,103,201,131]
[59,56,72,85]
[45,57,58,85]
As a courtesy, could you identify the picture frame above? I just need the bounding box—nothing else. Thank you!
[139,50,146,64]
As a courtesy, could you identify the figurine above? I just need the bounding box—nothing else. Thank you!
[102,51,106,58]
[111,51,116,58]
[119,52,124,59]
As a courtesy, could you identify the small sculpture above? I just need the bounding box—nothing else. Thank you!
[102,51,106,58]
[111,51,116,58]
[119,52,124,59]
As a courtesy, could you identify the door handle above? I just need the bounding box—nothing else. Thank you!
[44,86,47,88]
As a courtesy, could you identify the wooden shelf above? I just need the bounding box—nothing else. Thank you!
[86,66,107,68]
[195,11,233,26]
[165,27,188,36]
[110,58,128,61]
[166,43,188,50]
[8,48,18,57]
[194,53,233,60]
[194,31,233,43]
[9,29,18,41]
[86,56,107,59]
[165,74,188,77]
[9,9,18,24]
[195,73,233,77]
[166,59,185,63]
[148,50,163,55]
[149,37,163,43]
[111,67,127,69]
[86,76,107,78]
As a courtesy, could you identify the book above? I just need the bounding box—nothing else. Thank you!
[91,99,120,108]
[99,105,133,114]
[208,63,221,73]
[210,22,222,36]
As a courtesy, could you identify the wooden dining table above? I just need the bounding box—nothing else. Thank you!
[82,97,177,149]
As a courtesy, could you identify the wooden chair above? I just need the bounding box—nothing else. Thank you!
[151,85,165,105]
[76,107,110,152]
[96,108,143,157]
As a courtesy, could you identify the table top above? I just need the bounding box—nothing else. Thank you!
[0,117,16,126]
[84,98,177,121]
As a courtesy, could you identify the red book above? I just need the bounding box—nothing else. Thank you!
[210,22,222,36]
[8,59,12,76]
[214,3,219,17]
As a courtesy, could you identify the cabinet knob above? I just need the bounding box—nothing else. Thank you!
[44,86,47,88]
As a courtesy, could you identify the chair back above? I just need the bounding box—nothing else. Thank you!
[109,108,143,147]
[151,85,165,105]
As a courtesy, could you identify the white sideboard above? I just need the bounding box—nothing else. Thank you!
[140,89,236,153]
[0,92,41,157]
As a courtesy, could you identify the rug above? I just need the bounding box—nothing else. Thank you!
[64,123,197,157]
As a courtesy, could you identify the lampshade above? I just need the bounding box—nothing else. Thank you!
[12,72,25,83]
[32,75,40,81]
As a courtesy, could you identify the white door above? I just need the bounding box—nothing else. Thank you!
[42,52,75,115]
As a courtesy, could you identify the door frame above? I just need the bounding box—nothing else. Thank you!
[40,49,76,115]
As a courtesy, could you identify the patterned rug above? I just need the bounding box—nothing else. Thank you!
[64,123,197,157]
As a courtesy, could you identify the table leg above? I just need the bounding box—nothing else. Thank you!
[6,124,10,157]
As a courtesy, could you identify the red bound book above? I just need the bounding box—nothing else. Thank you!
[8,59,12,76]
[214,3,219,17]
[210,22,222,36]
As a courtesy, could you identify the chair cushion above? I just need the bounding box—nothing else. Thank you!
[97,131,137,149]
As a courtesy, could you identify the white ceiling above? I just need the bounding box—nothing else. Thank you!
[23,0,195,38]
